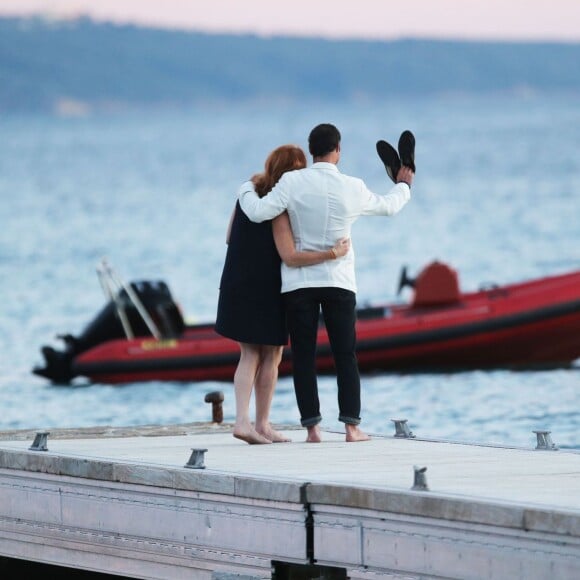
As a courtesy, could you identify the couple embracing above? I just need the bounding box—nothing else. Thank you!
[215,123,414,444]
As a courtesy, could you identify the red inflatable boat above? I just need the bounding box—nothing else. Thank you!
[33,260,580,385]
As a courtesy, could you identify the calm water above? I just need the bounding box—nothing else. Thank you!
[1,95,579,448]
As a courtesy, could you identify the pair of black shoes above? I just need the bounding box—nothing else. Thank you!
[376,130,415,184]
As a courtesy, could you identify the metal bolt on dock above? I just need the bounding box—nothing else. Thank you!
[533,430,559,451]
[391,418,415,438]
[411,465,429,491]
[29,431,50,452]
[185,448,208,469]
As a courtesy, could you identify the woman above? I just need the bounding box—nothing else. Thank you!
[215,144,350,444]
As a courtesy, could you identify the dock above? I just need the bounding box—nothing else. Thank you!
[0,421,579,579]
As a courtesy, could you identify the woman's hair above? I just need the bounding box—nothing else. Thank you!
[252,144,307,198]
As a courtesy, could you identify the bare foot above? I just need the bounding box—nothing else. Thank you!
[306,425,322,443]
[257,426,292,443]
[345,425,371,442]
[233,427,272,445]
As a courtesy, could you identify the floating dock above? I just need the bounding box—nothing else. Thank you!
[0,422,579,579]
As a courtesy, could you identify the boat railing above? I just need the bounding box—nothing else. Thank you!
[96,258,162,340]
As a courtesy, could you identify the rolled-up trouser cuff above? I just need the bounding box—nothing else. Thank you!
[339,414,361,425]
[301,415,322,427]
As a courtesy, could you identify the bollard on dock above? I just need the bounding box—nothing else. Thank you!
[29,431,50,451]
[204,391,224,424]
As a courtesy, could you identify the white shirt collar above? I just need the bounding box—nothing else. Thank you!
[311,162,339,171]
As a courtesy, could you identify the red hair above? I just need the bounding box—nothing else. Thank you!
[252,145,306,198]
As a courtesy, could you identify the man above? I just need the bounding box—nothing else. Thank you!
[238,123,413,443]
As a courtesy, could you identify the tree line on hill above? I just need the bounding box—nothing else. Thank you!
[1,16,579,112]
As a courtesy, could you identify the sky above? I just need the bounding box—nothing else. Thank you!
[1,0,579,42]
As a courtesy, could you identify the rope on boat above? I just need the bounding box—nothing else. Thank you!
[96,258,162,340]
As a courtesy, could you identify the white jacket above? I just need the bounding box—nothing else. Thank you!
[238,162,410,293]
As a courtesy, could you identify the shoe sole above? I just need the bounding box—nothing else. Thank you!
[376,140,401,184]
[398,130,416,172]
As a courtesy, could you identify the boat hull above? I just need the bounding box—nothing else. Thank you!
[34,266,580,385]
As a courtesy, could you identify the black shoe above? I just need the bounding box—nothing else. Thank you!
[398,130,416,172]
[376,140,401,184]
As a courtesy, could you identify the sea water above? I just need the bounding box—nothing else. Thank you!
[1,94,579,448]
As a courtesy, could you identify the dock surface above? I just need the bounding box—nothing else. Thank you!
[1,423,579,579]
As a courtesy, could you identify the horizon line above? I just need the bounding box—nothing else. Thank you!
[2,11,580,45]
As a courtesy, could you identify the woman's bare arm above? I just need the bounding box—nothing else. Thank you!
[272,212,350,267]
[225,206,235,244]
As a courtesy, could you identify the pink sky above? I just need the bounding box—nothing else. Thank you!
[1,0,579,42]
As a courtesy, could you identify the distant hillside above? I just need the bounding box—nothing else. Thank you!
[1,16,579,112]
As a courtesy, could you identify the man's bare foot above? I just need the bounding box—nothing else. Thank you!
[345,424,371,442]
[233,426,272,445]
[256,426,292,443]
[306,425,322,443]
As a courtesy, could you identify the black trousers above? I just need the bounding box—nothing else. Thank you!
[283,287,361,427]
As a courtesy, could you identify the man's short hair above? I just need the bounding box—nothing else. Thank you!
[308,123,341,157]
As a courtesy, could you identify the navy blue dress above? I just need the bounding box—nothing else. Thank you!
[215,201,288,345]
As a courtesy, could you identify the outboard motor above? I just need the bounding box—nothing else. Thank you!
[398,261,461,307]
[33,280,184,384]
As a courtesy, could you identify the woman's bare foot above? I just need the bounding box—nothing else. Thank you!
[233,426,272,444]
[257,425,292,443]
[345,424,371,442]
[306,425,322,443]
